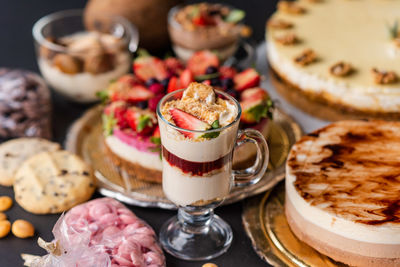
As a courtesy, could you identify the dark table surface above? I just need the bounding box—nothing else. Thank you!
[0,0,279,266]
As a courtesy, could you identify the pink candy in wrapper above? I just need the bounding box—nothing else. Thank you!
[24,198,165,267]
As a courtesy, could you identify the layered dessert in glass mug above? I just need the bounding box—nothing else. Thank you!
[33,9,138,103]
[168,3,248,61]
[156,82,270,260]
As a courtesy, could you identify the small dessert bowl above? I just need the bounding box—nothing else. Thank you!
[168,3,247,62]
[156,88,270,260]
[33,9,139,103]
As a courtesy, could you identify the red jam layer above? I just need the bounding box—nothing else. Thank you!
[162,146,231,176]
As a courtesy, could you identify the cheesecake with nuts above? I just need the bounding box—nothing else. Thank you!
[266,0,400,120]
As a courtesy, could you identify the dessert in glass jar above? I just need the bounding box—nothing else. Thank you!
[168,3,248,61]
[33,9,138,103]
[157,82,270,260]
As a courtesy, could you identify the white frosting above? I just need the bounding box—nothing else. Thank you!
[162,160,232,206]
[286,169,400,245]
[38,52,130,103]
[266,0,400,113]
[105,136,162,171]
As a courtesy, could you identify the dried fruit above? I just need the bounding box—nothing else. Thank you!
[330,62,353,77]
[294,49,317,66]
[371,68,398,84]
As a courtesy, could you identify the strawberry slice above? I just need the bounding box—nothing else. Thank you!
[241,87,268,102]
[133,55,168,81]
[104,101,129,129]
[192,15,207,26]
[234,68,260,91]
[169,108,210,139]
[219,66,237,79]
[164,57,184,76]
[110,83,154,103]
[240,88,272,124]
[125,107,156,135]
[118,74,142,87]
[179,69,194,88]
[187,50,219,76]
[167,76,182,94]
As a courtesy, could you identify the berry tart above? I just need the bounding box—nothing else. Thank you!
[100,50,273,183]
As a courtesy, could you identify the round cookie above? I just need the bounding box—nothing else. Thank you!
[13,150,96,214]
[0,138,60,186]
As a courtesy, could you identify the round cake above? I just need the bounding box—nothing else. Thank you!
[266,0,400,120]
[286,120,400,266]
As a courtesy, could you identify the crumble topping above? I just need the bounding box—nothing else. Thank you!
[161,83,236,126]
[294,49,317,66]
[275,33,298,45]
[278,1,306,15]
[371,68,398,84]
[330,62,353,77]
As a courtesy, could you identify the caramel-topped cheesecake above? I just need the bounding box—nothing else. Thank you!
[267,0,400,120]
[286,120,400,266]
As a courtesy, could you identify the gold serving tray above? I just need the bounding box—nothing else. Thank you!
[65,105,302,209]
[242,182,346,266]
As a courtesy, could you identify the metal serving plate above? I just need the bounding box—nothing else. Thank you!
[242,182,346,266]
[65,105,301,209]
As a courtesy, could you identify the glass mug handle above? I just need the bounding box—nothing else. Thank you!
[233,128,269,187]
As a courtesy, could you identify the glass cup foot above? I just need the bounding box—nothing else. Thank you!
[159,208,233,261]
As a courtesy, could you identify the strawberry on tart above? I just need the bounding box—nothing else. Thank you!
[100,50,273,183]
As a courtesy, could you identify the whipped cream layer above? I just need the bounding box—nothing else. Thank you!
[105,135,162,171]
[267,0,400,113]
[39,52,130,103]
[163,160,231,206]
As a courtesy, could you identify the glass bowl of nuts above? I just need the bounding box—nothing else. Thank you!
[33,9,139,103]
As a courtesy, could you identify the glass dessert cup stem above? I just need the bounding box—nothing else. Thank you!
[159,203,233,261]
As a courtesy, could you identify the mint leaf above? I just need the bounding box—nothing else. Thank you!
[211,120,220,129]
[136,48,151,58]
[150,136,161,145]
[224,9,245,23]
[201,132,220,139]
[102,112,117,136]
[201,120,220,139]
[137,115,152,132]
[387,20,399,39]
[247,100,275,122]
[190,5,200,18]
[96,90,109,103]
